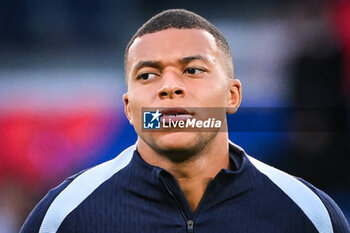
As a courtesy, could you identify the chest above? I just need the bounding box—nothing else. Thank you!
[61,194,317,233]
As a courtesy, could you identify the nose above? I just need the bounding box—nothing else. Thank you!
[157,71,185,99]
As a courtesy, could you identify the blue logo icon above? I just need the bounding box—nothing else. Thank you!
[143,110,161,129]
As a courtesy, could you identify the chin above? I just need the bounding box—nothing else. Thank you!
[145,131,217,162]
[154,131,198,149]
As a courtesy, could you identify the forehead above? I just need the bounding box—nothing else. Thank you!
[127,28,218,68]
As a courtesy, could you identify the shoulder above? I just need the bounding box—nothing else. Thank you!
[297,178,350,233]
[231,141,349,232]
[19,173,79,233]
[20,145,136,233]
[247,154,349,233]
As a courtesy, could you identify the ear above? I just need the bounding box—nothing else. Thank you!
[226,79,242,114]
[122,93,133,125]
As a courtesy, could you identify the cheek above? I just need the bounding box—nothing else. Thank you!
[194,79,228,103]
[128,88,154,124]
[128,102,142,131]
[127,92,141,120]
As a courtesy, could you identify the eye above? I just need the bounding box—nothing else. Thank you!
[184,67,204,75]
[137,73,157,80]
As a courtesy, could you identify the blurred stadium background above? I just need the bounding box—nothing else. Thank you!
[0,0,349,231]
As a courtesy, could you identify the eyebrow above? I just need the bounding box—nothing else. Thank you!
[180,55,207,63]
[133,55,208,72]
[134,60,162,71]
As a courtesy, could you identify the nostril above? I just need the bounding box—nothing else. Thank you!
[160,92,168,96]
[174,90,183,95]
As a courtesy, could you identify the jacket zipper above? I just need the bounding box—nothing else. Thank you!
[186,220,194,232]
[161,177,194,232]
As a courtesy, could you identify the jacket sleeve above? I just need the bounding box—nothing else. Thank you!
[19,178,74,233]
[297,178,350,233]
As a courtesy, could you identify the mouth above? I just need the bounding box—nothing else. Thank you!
[160,108,193,123]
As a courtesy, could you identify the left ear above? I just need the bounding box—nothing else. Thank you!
[226,79,242,114]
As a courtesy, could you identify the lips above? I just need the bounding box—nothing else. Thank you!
[161,107,191,116]
[160,108,193,123]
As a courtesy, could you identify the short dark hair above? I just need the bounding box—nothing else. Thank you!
[124,9,234,80]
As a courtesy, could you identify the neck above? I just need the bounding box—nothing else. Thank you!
[137,133,230,212]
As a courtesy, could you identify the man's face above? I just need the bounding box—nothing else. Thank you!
[123,28,241,159]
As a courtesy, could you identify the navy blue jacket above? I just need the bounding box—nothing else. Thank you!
[20,142,349,233]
